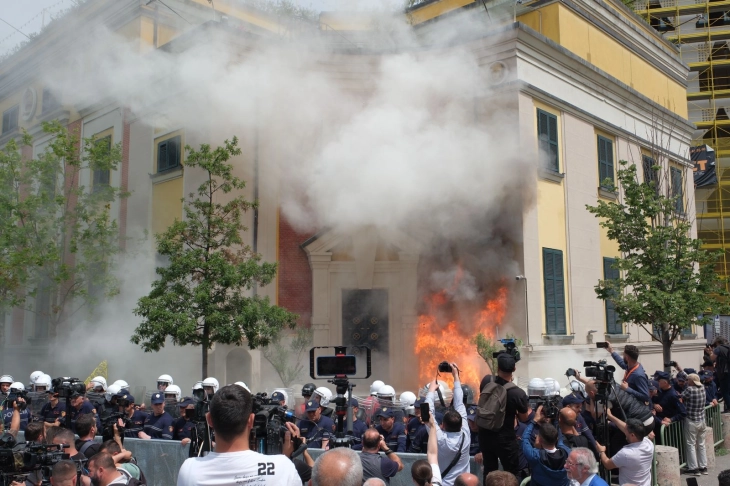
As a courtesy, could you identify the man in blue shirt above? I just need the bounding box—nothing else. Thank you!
[68,391,101,433]
[297,399,334,449]
[653,371,687,438]
[173,397,196,443]
[140,392,174,440]
[606,342,650,404]
[117,392,148,438]
[375,407,407,453]
[349,398,367,447]
[39,389,66,425]
[521,405,571,486]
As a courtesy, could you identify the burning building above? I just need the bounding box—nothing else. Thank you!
[0,0,705,394]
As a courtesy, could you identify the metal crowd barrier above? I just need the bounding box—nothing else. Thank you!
[660,420,686,468]
[705,402,724,447]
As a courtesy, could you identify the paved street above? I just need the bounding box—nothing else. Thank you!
[683,447,730,485]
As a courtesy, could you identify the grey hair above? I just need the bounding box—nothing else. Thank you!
[364,479,387,486]
[572,447,598,474]
[312,448,363,486]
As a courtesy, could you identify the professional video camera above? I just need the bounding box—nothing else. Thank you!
[5,388,27,412]
[50,378,85,399]
[528,395,562,420]
[100,412,132,443]
[0,433,68,486]
[251,395,299,455]
[491,339,521,362]
[309,346,372,449]
[583,360,615,383]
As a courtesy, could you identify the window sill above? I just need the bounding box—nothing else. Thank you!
[542,334,574,345]
[605,333,629,343]
[679,333,698,340]
[150,167,183,184]
[598,187,617,200]
[0,127,20,145]
[539,169,564,184]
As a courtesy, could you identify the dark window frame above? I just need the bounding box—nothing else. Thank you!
[92,135,112,194]
[642,154,659,195]
[157,135,181,173]
[603,257,622,334]
[597,135,614,188]
[2,105,19,135]
[543,248,567,335]
[671,166,684,214]
[537,109,560,173]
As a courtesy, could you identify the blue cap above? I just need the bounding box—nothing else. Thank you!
[561,394,585,406]
[349,398,359,408]
[676,371,688,382]
[118,392,135,403]
[305,400,319,412]
[467,406,477,421]
[434,412,444,426]
[649,380,659,391]
[178,397,194,407]
[656,371,671,382]
[414,398,425,407]
[151,392,165,404]
[700,370,714,380]
[271,392,285,402]
[684,368,697,375]
[376,407,394,418]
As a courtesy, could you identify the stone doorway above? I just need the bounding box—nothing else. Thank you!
[342,289,389,379]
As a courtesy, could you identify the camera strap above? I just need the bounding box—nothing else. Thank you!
[436,388,445,408]
[441,432,466,478]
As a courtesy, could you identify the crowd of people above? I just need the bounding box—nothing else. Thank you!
[2,337,730,485]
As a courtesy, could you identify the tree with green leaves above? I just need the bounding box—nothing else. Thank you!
[262,327,313,387]
[472,332,522,375]
[0,121,125,343]
[586,159,729,370]
[131,137,298,378]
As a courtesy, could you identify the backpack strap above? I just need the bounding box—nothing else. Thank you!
[503,382,517,391]
[441,432,466,478]
[78,440,96,456]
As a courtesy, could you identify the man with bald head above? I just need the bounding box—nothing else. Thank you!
[359,428,402,484]
[310,448,363,486]
[559,408,598,458]
[454,472,480,486]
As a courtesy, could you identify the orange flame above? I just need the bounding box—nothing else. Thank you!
[415,283,508,392]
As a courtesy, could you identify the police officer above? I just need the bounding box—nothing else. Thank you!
[467,406,481,459]
[118,392,147,439]
[654,371,687,438]
[173,397,196,444]
[701,370,719,406]
[139,392,174,440]
[157,374,174,392]
[374,407,406,453]
[349,398,367,448]
[2,382,30,431]
[296,400,334,449]
[270,391,287,407]
[0,375,13,400]
[39,387,66,425]
[673,371,688,394]
[406,398,425,452]
[68,390,101,433]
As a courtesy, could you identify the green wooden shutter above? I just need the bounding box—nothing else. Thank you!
[603,258,622,334]
[597,136,614,188]
[671,167,684,213]
[543,248,566,334]
[537,109,559,173]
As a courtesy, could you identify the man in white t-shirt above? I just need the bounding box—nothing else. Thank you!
[176,384,300,486]
[595,411,653,486]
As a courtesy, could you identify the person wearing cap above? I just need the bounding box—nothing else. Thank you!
[116,392,147,439]
[561,393,596,448]
[68,390,101,434]
[39,388,66,428]
[604,342,650,404]
[139,392,173,440]
[349,398,367,448]
[375,406,407,453]
[406,398,425,452]
[672,371,688,394]
[173,397,196,444]
[478,353,530,482]
[700,370,719,406]
[296,399,334,449]
[682,373,709,476]
[465,406,482,462]
[270,391,287,407]
[653,371,686,438]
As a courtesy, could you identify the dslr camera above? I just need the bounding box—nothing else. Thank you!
[528,395,562,420]
[438,362,453,373]
[51,377,85,399]
[665,361,678,368]
[6,388,27,412]
[492,338,521,362]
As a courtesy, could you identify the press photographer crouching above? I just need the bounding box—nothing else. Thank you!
[176,384,301,486]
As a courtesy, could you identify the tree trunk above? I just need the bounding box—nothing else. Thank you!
[202,327,209,380]
[662,325,672,373]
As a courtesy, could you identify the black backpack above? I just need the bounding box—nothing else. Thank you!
[717,345,730,377]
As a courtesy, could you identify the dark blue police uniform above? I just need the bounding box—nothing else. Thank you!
[297,415,334,449]
[653,373,687,433]
[125,410,148,438]
[39,400,66,423]
[69,399,101,433]
[173,416,195,441]
[2,406,30,431]
[144,412,174,439]
[375,407,407,453]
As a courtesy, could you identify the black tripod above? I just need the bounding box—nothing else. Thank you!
[189,398,212,457]
[330,377,355,448]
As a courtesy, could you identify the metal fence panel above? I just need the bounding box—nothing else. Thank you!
[705,403,723,447]
[660,420,686,468]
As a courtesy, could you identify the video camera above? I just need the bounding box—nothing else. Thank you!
[251,394,299,455]
[100,412,132,443]
[51,377,85,399]
[5,388,27,412]
[583,360,615,382]
[492,339,521,362]
[0,434,68,485]
[528,395,562,420]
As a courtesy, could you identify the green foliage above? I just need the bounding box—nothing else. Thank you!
[241,0,317,22]
[262,327,313,387]
[0,121,126,338]
[472,332,522,374]
[586,160,729,361]
[131,137,298,378]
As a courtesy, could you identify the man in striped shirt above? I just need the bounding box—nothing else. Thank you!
[682,373,708,476]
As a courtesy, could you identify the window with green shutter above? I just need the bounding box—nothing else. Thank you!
[92,135,112,195]
[597,136,614,188]
[157,135,181,173]
[642,155,659,196]
[671,166,684,214]
[543,248,566,334]
[603,258,622,334]
[537,109,559,173]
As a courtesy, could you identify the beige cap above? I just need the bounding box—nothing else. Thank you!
[688,373,702,387]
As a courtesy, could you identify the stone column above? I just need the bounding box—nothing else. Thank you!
[654,445,680,486]
[722,413,730,448]
[706,426,716,470]
[310,253,333,347]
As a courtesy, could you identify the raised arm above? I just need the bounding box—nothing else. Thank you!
[427,411,438,466]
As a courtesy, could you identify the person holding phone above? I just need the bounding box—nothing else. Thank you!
[604,342,650,404]
[410,411,443,486]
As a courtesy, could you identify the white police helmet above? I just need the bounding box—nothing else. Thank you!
[34,374,52,391]
[528,378,547,397]
[105,383,121,402]
[370,380,384,396]
[29,371,44,384]
[10,382,24,392]
[192,381,203,391]
[234,381,250,392]
[90,376,107,392]
[399,391,417,406]
[543,378,560,396]
[314,387,332,407]
[113,380,129,391]
[165,385,181,402]
[0,375,14,385]
[202,377,219,393]
[377,385,396,401]
[157,374,173,386]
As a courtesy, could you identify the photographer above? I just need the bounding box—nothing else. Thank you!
[360,428,403,484]
[521,405,571,486]
[604,343,650,404]
[477,353,529,481]
[50,459,85,486]
[424,362,470,486]
[176,385,300,486]
[279,422,314,484]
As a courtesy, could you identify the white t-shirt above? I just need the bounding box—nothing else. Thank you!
[610,437,653,486]
[177,450,301,486]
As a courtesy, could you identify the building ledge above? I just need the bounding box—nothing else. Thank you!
[543,334,574,345]
[150,167,183,184]
[598,187,618,200]
[539,169,565,184]
[605,333,630,343]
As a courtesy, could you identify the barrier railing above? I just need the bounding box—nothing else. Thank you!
[705,402,724,447]
[660,420,687,468]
